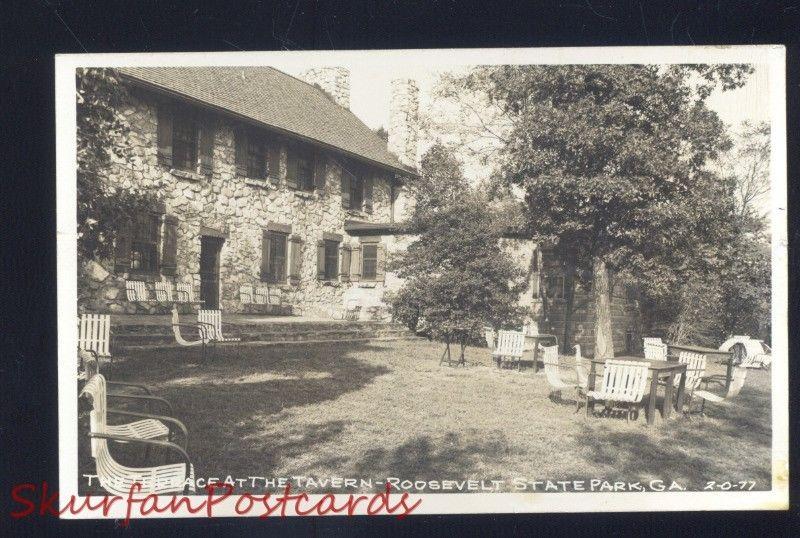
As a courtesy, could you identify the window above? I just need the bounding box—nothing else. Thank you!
[287,147,314,191]
[546,275,565,300]
[350,174,364,210]
[246,134,266,179]
[265,231,288,283]
[130,213,161,273]
[324,240,339,280]
[172,113,198,172]
[362,244,378,280]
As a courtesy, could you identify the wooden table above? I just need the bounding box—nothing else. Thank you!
[668,344,734,391]
[587,356,687,425]
[524,334,558,373]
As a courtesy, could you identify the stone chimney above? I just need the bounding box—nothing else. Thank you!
[388,78,419,169]
[301,67,350,109]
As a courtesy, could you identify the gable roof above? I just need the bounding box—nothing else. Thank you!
[117,66,415,176]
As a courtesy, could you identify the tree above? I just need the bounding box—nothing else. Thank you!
[76,68,158,261]
[387,145,526,363]
[439,64,752,358]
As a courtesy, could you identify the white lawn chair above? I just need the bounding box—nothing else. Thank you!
[240,284,255,305]
[542,345,583,409]
[691,366,749,418]
[78,349,153,395]
[175,282,203,306]
[255,285,269,305]
[492,330,526,370]
[125,280,157,305]
[483,326,496,350]
[78,313,112,365]
[81,375,194,496]
[171,307,214,362]
[643,337,663,345]
[154,281,175,303]
[644,341,668,361]
[198,309,242,357]
[344,299,361,321]
[585,360,650,422]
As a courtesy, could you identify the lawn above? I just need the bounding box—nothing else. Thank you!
[80,338,773,494]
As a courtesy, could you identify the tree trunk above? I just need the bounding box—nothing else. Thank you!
[562,257,576,353]
[593,257,614,359]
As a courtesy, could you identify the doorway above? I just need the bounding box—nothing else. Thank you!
[200,236,224,309]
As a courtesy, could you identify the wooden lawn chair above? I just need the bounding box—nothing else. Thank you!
[585,360,650,423]
[344,299,361,321]
[254,285,269,305]
[644,341,668,361]
[81,374,194,496]
[492,330,525,371]
[175,282,203,306]
[78,313,112,365]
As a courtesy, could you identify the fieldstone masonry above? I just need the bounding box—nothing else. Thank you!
[78,85,397,319]
[300,67,351,109]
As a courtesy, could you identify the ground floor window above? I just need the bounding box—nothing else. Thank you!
[324,240,339,280]
[130,213,160,273]
[265,231,288,283]
[362,243,378,280]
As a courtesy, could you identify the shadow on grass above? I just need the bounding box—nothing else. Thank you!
[80,340,391,492]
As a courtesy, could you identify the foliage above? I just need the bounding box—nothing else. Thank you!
[76,68,159,261]
[388,145,526,351]
[436,64,754,355]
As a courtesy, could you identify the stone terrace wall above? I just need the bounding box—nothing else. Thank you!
[78,85,396,318]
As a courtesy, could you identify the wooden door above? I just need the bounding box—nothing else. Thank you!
[200,236,223,309]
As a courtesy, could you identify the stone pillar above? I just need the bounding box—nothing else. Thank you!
[300,67,350,109]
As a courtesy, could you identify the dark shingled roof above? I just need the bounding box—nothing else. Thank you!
[117,66,415,176]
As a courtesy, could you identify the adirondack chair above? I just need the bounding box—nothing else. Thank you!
[240,284,255,305]
[78,313,112,365]
[644,341,668,361]
[154,281,175,303]
[81,375,194,496]
[171,306,214,361]
[254,285,269,305]
[585,360,650,422]
[175,282,203,306]
[125,280,157,305]
[657,351,707,410]
[542,345,582,406]
[198,309,242,357]
[492,330,526,370]
[691,366,749,418]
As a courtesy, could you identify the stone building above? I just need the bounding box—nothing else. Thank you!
[78,65,639,353]
[79,66,417,319]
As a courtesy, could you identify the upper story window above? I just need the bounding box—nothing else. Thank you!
[172,113,198,172]
[341,162,373,213]
[350,174,365,210]
[246,134,267,179]
[287,146,315,191]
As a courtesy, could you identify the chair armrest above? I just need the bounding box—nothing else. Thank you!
[88,432,192,465]
[107,381,152,395]
[106,408,188,445]
[107,392,174,415]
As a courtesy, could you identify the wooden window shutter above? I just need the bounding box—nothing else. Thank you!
[156,106,173,167]
[339,245,351,282]
[285,150,299,190]
[375,243,386,282]
[313,153,326,191]
[268,143,281,184]
[161,215,179,275]
[316,240,326,280]
[260,230,270,282]
[113,218,132,273]
[198,120,215,175]
[349,245,361,282]
[288,235,302,285]
[364,176,374,213]
[341,168,351,209]
[234,130,248,177]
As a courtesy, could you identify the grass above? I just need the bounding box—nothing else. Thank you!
[80,338,773,494]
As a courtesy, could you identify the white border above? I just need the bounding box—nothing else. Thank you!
[56,45,788,517]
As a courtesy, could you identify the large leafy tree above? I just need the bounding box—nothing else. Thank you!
[388,145,526,362]
[77,68,158,261]
[441,64,752,358]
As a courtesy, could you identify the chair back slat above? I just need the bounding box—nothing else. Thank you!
[600,360,649,402]
[541,345,564,386]
[78,314,111,358]
[125,281,138,301]
[255,286,269,305]
[81,374,109,457]
[176,283,195,303]
[496,330,525,357]
[677,351,707,390]
[198,309,223,340]
[644,341,668,361]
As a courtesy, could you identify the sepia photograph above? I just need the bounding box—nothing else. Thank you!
[55,46,787,517]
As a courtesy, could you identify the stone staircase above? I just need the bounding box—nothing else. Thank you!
[112,317,417,350]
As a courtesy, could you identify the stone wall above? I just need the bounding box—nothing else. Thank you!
[300,67,350,109]
[78,85,397,318]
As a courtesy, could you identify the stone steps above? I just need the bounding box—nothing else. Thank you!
[112,320,417,349]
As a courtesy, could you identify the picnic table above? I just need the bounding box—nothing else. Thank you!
[524,334,558,373]
[587,356,687,425]
[668,344,734,391]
